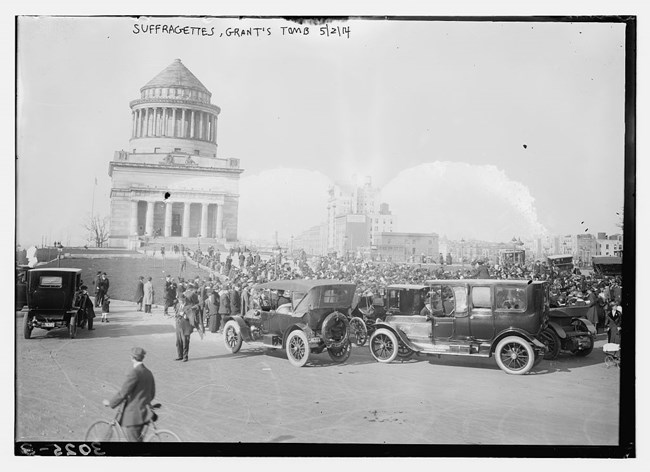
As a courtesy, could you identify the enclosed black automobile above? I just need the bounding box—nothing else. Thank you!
[22,268,82,339]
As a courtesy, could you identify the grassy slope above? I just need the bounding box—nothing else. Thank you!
[39,257,211,304]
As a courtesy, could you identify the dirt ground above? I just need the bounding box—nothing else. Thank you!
[15,298,621,448]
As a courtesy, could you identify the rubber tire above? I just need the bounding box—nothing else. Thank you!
[494,336,535,375]
[369,328,399,363]
[69,315,77,339]
[349,317,368,347]
[540,328,560,360]
[85,420,121,442]
[397,343,414,360]
[147,429,181,442]
[286,329,310,367]
[573,335,594,357]
[327,342,351,363]
[223,320,243,354]
[321,311,350,347]
[23,314,32,340]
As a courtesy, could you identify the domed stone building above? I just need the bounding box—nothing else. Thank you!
[108,59,243,249]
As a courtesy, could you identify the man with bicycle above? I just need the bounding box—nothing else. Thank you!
[102,347,156,442]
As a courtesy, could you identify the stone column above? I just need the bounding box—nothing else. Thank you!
[155,107,160,136]
[199,112,204,140]
[130,200,139,235]
[136,109,141,138]
[181,108,186,138]
[213,115,218,144]
[164,202,172,237]
[131,111,136,138]
[145,201,155,236]
[171,108,177,138]
[145,108,150,137]
[190,110,195,138]
[215,203,223,239]
[182,202,191,238]
[200,203,208,238]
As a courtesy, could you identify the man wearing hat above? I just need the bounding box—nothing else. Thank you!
[103,347,156,441]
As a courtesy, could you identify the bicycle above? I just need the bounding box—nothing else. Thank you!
[85,402,181,442]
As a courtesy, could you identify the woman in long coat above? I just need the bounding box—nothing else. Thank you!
[143,277,154,314]
[205,289,220,333]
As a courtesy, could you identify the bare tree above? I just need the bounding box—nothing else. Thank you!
[83,215,110,247]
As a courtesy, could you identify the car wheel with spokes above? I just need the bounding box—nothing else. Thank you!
[349,317,368,347]
[540,328,560,360]
[397,343,414,360]
[223,320,242,354]
[286,329,310,367]
[494,336,535,375]
[328,342,351,363]
[369,328,399,363]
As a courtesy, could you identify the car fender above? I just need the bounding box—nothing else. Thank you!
[225,315,252,341]
[372,321,422,352]
[572,317,596,335]
[282,323,313,346]
[547,321,567,339]
[491,328,545,354]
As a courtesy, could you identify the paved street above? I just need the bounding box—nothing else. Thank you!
[16,299,620,445]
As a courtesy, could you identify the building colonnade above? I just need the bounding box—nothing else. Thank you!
[129,198,224,239]
[131,106,218,143]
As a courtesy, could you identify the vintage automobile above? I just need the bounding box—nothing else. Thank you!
[22,268,82,339]
[540,305,596,359]
[368,279,549,375]
[222,279,356,367]
[15,265,29,310]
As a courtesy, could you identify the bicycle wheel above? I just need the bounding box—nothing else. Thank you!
[147,429,181,442]
[85,420,122,441]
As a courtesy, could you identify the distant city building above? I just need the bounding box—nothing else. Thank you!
[108,59,243,249]
[292,222,327,257]
[375,232,439,263]
[326,176,393,252]
[596,233,623,257]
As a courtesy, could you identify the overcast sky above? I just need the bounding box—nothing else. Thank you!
[16,16,627,246]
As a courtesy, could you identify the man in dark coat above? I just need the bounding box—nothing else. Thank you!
[134,276,144,311]
[230,285,241,316]
[93,271,102,307]
[175,295,195,362]
[217,286,231,332]
[74,285,96,330]
[103,347,156,441]
[164,275,177,316]
[606,302,622,344]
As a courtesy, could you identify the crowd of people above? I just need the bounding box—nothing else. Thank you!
[130,248,624,350]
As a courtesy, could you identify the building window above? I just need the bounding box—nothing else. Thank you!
[154,147,160,153]
[174,148,181,152]
[194,150,200,155]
